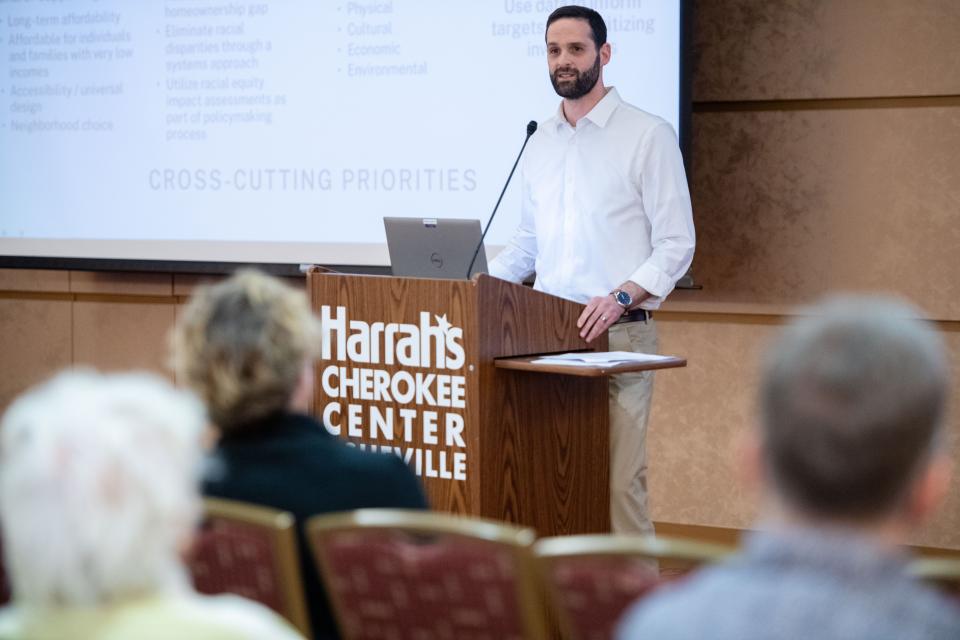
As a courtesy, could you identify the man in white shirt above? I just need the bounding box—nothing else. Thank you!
[489,5,695,535]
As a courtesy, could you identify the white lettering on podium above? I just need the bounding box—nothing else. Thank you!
[321,306,464,370]
[319,304,470,482]
[350,443,468,482]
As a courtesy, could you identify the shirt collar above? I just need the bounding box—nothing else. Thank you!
[551,86,622,132]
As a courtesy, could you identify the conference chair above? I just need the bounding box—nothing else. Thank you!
[534,534,734,640]
[307,509,546,640]
[188,497,311,636]
[910,555,960,602]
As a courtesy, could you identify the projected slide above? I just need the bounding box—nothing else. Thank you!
[0,1,682,264]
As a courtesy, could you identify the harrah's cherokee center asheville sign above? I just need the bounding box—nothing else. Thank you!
[318,305,468,482]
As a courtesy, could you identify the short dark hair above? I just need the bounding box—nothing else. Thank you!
[546,5,607,49]
[760,296,948,520]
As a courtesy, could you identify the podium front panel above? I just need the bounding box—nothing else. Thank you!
[309,273,611,535]
[310,273,480,515]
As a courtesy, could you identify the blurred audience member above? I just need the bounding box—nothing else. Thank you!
[171,270,428,639]
[618,296,960,640]
[0,371,302,640]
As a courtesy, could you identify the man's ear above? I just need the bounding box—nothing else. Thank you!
[905,453,952,524]
[600,41,612,66]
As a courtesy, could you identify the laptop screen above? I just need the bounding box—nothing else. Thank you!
[383,217,488,280]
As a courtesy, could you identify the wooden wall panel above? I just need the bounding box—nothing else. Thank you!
[694,0,960,101]
[0,268,69,293]
[0,298,72,412]
[69,271,173,296]
[650,313,960,550]
[173,274,220,297]
[173,273,304,297]
[72,300,176,378]
[689,107,960,319]
[172,302,189,388]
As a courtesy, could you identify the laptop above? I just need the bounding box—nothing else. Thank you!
[383,217,488,279]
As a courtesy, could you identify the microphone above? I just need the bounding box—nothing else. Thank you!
[465,120,538,279]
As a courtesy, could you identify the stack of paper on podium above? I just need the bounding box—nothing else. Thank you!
[531,351,678,367]
[494,350,686,377]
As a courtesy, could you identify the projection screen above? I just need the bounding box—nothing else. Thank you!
[0,1,686,268]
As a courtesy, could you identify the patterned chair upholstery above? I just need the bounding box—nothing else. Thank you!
[910,556,960,603]
[307,509,546,640]
[188,497,310,636]
[534,534,734,640]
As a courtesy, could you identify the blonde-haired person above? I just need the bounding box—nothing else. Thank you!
[171,269,428,640]
[0,370,303,640]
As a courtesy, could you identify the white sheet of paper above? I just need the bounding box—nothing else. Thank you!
[531,351,677,366]
[530,358,603,367]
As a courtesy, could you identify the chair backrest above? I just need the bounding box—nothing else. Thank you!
[534,534,734,640]
[307,509,546,640]
[909,556,960,603]
[188,497,311,636]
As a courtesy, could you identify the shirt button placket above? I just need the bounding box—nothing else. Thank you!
[562,135,576,284]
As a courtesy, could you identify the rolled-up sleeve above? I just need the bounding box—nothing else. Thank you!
[488,164,538,284]
[628,122,696,302]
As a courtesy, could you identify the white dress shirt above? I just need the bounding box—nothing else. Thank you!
[489,87,695,309]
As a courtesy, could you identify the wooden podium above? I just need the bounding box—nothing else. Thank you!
[308,272,661,536]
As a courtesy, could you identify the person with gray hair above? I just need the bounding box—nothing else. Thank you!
[0,370,303,639]
[618,295,960,640]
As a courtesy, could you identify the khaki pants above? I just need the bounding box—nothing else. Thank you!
[608,319,657,535]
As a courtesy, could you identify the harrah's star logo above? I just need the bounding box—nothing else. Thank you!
[434,314,452,335]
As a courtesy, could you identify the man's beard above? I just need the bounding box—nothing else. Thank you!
[550,53,601,99]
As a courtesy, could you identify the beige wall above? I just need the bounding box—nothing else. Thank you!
[1,1,958,547]
[647,0,960,549]
[649,309,960,550]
